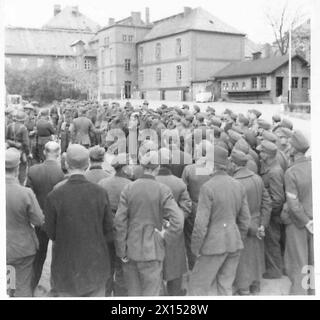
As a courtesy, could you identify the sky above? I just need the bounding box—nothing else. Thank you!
[3,0,313,44]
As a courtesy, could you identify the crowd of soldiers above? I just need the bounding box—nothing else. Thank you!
[5,98,313,297]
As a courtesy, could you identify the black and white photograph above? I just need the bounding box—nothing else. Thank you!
[1,0,319,300]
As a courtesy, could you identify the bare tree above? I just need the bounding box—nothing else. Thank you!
[265,2,305,56]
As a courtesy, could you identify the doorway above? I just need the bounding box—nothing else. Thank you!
[160,90,165,101]
[276,77,283,97]
[124,81,131,99]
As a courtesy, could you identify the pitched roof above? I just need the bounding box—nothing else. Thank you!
[5,27,96,57]
[140,7,245,42]
[43,6,100,32]
[213,54,308,78]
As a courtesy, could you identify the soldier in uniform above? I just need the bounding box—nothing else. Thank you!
[6,111,31,185]
[257,141,285,279]
[282,131,313,295]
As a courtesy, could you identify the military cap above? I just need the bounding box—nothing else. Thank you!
[231,149,248,166]
[272,114,281,123]
[224,108,233,116]
[275,127,292,139]
[89,146,105,162]
[196,113,206,122]
[206,145,228,167]
[143,100,149,105]
[232,125,244,135]
[262,131,278,143]
[66,144,89,169]
[182,104,190,110]
[212,125,222,137]
[234,138,250,154]
[174,107,184,116]
[185,114,194,122]
[111,153,129,169]
[5,148,21,169]
[290,130,310,153]
[280,119,293,130]
[140,150,159,169]
[257,119,271,131]
[244,131,257,148]
[228,129,242,144]
[230,112,238,122]
[193,105,200,113]
[210,117,222,128]
[238,114,249,126]
[249,109,262,118]
[206,106,215,114]
[24,104,34,110]
[256,140,278,156]
[15,110,27,122]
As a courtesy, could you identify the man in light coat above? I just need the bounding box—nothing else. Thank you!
[188,145,251,296]
[114,150,184,296]
[6,148,44,297]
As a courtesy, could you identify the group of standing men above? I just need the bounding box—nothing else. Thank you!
[5,98,313,297]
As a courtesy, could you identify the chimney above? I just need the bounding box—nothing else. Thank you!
[184,7,192,17]
[71,6,79,16]
[54,4,61,16]
[108,18,115,26]
[145,7,150,25]
[253,51,262,60]
[131,12,141,25]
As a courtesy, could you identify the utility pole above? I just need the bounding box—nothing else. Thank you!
[288,23,292,104]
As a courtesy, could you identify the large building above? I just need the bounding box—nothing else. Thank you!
[213,54,310,103]
[5,5,99,98]
[97,7,247,101]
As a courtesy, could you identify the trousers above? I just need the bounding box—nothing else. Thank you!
[188,251,241,296]
[123,260,163,296]
[7,255,35,297]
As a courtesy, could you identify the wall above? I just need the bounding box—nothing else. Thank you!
[272,57,310,103]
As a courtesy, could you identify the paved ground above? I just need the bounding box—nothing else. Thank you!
[34,100,309,297]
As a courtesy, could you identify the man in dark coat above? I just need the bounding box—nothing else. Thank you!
[257,140,285,279]
[114,151,184,296]
[181,141,213,270]
[26,141,65,292]
[230,150,272,295]
[282,131,313,295]
[6,148,44,297]
[99,153,132,296]
[44,144,114,297]
[156,148,192,296]
[188,145,251,296]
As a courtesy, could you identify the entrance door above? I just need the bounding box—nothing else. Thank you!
[160,90,165,101]
[276,77,283,97]
[124,81,131,99]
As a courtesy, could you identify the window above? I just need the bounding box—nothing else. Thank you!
[5,57,12,65]
[155,43,161,60]
[292,77,299,89]
[251,77,257,89]
[156,68,161,82]
[139,69,144,83]
[302,77,309,89]
[176,38,182,56]
[139,46,144,62]
[231,82,235,90]
[128,35,133,42]
[242,82,246,90]
[176,65,182,81]
[37,58,44,68]
[260,77,267,89]
[235,82,239,90]
[101,48,105,67]
[225,83,229,91]
[21,58,28,69]
[109,48,113,64]
[125,59,131,72]
[110,70,114,85]
[122,34,127,42]
[84,59,91,70]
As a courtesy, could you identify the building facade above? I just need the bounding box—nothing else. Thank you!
[214,55,310,103]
